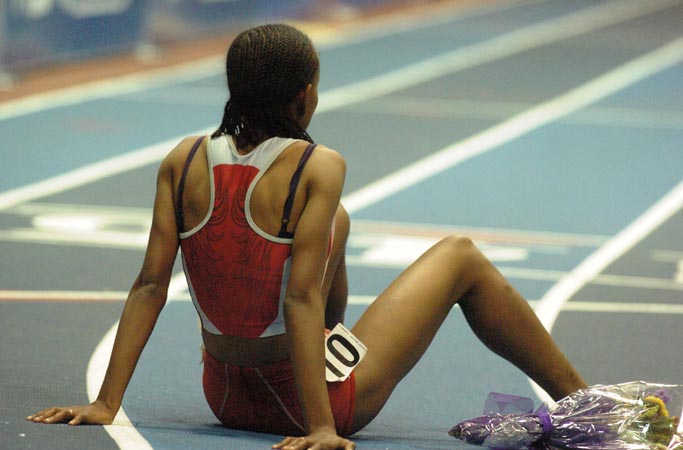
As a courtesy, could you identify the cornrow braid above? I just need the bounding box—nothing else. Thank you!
[212,24,319,148]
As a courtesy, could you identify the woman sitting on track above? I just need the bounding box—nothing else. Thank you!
[27,24,586,450]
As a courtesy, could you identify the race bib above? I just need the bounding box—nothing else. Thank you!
[325,323,367,382]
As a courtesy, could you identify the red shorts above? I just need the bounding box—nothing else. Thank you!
[202,351,356,437]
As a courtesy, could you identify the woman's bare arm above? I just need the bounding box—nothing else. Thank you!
[27,142,187,425]
[274,147,354,450]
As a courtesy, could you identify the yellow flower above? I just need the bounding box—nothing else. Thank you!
[644,396,670,418]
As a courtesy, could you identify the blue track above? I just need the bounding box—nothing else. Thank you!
[2,1,682,449]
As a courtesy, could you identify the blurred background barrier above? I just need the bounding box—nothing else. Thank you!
[0,0,421,79]
[146,0,324,43]
[1,0,146,72]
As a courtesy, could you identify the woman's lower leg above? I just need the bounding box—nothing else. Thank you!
[456,244,587,400]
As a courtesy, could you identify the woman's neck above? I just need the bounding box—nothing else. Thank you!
[233,134,271,155]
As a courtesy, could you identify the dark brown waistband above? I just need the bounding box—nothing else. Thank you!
[202,328,290,367]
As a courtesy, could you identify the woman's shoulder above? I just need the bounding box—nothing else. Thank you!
[162,136,207,166]
[172,135,207,157]
[279,140,346,169]
[301,143,346,190]
[310,144,346,170]
[312,143,341,157]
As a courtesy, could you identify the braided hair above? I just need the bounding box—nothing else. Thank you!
[212,24,319,148]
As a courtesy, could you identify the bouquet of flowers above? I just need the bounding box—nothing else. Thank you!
[449,381,682,450]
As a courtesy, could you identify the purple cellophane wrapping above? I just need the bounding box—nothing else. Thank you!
[449,381,682,450]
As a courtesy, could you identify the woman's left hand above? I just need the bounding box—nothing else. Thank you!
[273,429,355,450]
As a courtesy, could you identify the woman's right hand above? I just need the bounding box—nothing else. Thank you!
[273,428,355,450]
[26,399,116,426]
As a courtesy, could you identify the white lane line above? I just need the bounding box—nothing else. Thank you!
[85,273,188,449]
[317,0,683,113]
[558,301,683,315]
[530,180,683,403]
[651,249,683,262]
[0,204,610,249]
[0,290,129,301]
[350,218,610,246]
[650,250,683,285]
[6,290,683,315]
[6,267,683,303]
[345,254,567,280]
[347,254,683,291]
[533,181,683,330]
[342,37,683,213]
[0,0,533,121]
[10,202,151,215]
[0,229,148,249]
[1,0,677,211]
[86,326,153,450]
[592,273,683,291]
[0,127,212,210]
[0,58,224,121]
[348,96,683,130]
[313,0,541,50]
[256,296,683,315]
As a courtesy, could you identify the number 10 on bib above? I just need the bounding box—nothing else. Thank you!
[325,323,367,382]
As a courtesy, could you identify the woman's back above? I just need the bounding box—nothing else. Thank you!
[177,136,313,239]
[176,136,316,338]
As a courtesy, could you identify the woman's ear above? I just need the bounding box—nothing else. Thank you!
[296,98,306,117]
[296,83,313,117]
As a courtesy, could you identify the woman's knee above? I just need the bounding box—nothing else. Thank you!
[439,234,483,262]
[435,234,492,281]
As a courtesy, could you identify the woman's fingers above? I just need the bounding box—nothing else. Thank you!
[27,406,74,423]
[273,436,301,449]
[26,406,53,421]
[26,407,55,422]
[68,412,85,426]
[273,435,356,450]
[26,403,114,425]
[273,436,309,449]
[49,409,72,424]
